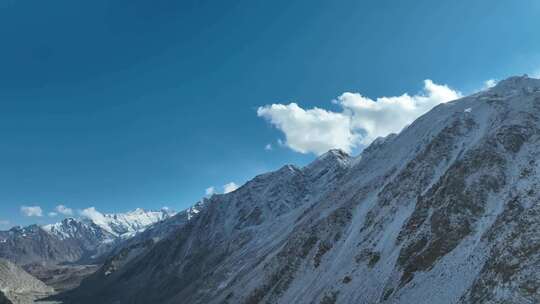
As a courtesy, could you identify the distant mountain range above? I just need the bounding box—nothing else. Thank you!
[0,208,176,266]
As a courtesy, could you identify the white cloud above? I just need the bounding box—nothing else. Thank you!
[257,103,356,155]
[338,80,461,145]
[0,220,9,227]
[265,143,272,151]
[223,182,239,194]
[532,69,540,79]
[55,204,73,216]
[20,206,43,217]
[48,212,58,217]
[205,186,215,196]
[258,80,461,154]
[483,79,497,89]
[79,207,106,223]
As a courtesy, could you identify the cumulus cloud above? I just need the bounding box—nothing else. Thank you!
[79,207,106,223]
[223,182,239,194]
[258,80,461,154]
[265,143,272,151]
[205,186,216,196]
[257,103,356,155]
[338,80,462,145]
[55,204,73,216]
[20,206,43,217]
[48,212,58,217]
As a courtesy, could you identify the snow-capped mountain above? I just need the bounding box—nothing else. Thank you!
[43,208,174,240]
[0,208,176,266]
[42,218,113,242]
[60,76,540,304]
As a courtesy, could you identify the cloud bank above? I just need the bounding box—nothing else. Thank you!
[258,80,461,155]
[20,206,43,217]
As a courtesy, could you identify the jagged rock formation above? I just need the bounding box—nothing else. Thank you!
[0,258,54,304]
[57,76,540,303]
[0,209,174,266]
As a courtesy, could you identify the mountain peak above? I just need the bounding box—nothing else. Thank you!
[491,74,540,92]
[322,148,350,159]
[301,148,352,187]
[82,208,175,237]
[311,148,351,167]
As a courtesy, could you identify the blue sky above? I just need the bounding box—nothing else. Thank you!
[1,0,540,227]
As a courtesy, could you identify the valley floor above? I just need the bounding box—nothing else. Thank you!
[2,264,99,304]
[24,264,99,294]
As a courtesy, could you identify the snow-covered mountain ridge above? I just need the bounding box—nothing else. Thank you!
[60,75,540,304]
[0,208,176,266]
[43,208,174,240]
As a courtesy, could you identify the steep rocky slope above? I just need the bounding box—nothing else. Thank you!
[0,258,54,304]
[93,203,205,281]
[61,76,540,304]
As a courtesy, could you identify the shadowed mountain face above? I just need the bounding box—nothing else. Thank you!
[59,76,540,304]
[0,291,13,304]
[0,223,109,266]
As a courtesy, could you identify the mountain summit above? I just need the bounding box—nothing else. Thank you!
[56,76,540,303]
